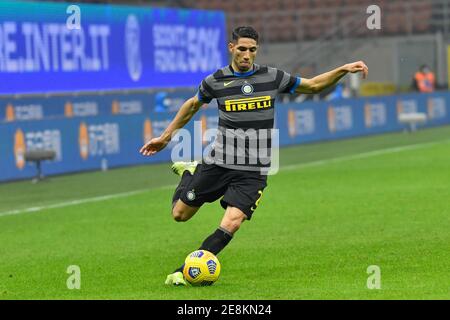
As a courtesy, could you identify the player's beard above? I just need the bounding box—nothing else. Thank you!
[237,60,252,72]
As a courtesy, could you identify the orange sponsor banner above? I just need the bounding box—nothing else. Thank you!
[14,129,26,170]
[327,106,336,133]
[112,100,120,115]
[143,118,153,143]
[65,102,74,118]
[364,103,372,128]
[79,122,89,160]
[6,104,15,122]
[288,109,297,137]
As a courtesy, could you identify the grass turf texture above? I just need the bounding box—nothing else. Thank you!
[0,126,449,299]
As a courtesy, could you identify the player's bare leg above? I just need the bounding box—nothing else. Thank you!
[219,206,247,234]
[172,200,199,222]
[170,161,199,222]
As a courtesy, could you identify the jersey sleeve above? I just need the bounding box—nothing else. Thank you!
[277,69,301,94]
[196,75,215,104]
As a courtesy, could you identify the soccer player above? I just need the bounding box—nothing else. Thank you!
[140,26,368,285]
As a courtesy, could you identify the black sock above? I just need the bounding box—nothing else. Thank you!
[173,228,233,274]
[172,171,193,207]
[198,227,233,255]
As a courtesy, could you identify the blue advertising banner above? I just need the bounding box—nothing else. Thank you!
[0,92,449,182]
[278,93,450,145]
[0,1,227,94]
[0,90,195,121]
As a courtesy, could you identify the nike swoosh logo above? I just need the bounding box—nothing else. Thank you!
[224,81,235,87]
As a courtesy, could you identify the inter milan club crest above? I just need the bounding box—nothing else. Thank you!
[241,82,254,95]
[186,189,196,201]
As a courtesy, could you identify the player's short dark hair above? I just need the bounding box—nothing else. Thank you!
[231,26,259,43]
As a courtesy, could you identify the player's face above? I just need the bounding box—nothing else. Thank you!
[229,38,258,72]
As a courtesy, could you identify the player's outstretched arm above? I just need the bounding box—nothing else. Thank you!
[140,95,204,156]
[295,61,368,94]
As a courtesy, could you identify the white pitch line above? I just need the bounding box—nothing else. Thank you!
[280,138,450,172]
[0,185,176,218]
[0,139,448,218]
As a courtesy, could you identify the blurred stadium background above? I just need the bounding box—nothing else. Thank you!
[33,0,450,93]
[0,0,449,299]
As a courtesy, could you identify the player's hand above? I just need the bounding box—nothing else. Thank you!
[345,61,369,79]
[140,136,169,156]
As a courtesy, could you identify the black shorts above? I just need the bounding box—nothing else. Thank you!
[179,163,268,220]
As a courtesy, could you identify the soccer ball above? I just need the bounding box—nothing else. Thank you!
[182,250,221,286]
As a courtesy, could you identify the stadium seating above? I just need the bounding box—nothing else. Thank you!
[30,0,436,42]
[180,0,434,42]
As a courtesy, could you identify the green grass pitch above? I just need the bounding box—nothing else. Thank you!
[0,126,449,299]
